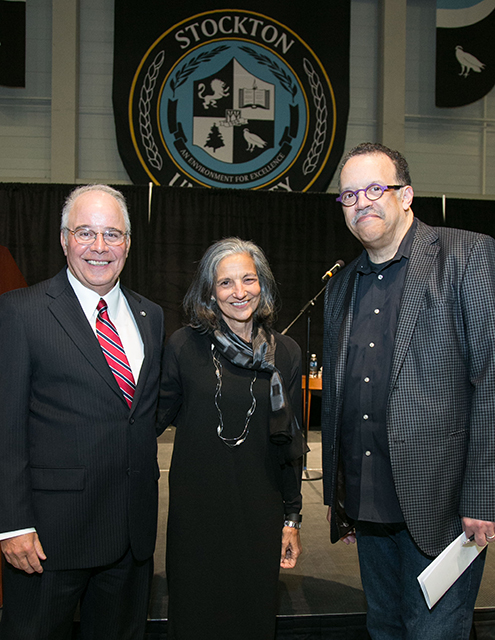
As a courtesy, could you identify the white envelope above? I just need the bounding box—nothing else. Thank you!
[417,532,486,609]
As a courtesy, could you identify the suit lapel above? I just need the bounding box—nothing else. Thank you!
[389,221,440,390]
[46,270,123,400]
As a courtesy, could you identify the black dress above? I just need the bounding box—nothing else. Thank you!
[159,326,303,640]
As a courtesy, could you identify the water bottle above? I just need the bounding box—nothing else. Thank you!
[309,353,318,378]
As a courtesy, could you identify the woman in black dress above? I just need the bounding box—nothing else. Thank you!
[158,237,306,640]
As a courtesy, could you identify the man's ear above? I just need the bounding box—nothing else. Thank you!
[401,185,414,210]
[60,230,68,256]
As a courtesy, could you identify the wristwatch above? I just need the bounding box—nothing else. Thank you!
[284,520,301,529]
[284,513,302,529]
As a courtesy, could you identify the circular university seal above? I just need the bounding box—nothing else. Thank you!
[129,10,337,191]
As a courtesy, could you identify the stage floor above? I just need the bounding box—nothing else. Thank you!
[151,428,495,620]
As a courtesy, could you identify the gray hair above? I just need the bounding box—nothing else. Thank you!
[338,142,411,191]
[183,237,279,332]
[60,184,131,239]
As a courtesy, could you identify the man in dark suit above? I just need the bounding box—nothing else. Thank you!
[0,185,164,640]
[322,143,495,639]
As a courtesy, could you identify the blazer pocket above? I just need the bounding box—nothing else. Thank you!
[30,467,86,491]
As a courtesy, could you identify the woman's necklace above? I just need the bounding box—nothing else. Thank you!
[211,345,257,447]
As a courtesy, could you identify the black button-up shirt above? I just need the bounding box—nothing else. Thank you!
[341,219,417,523]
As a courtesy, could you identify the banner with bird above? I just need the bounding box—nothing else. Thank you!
[112,0,350,192]
[436,0,495,108]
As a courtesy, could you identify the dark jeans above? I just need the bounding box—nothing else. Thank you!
[355,521,486,640]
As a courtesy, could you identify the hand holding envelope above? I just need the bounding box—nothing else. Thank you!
[417,533,486,609]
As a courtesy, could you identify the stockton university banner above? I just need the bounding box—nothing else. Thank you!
[436,0,495,108]
[113,1,350,191]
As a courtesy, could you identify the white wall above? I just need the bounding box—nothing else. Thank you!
[0,0,494,197]
[328,0,380,191]
[0,0,51,181]
[405,0,495,197]
[79,0,128,183]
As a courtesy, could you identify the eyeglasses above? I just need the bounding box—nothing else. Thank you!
[336,183,404,207]
[65,228,128,246]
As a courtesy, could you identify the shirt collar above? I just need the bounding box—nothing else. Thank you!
[357,218,417,275]
[66,268,122,321]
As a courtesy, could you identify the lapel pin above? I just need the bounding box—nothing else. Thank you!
[140,310,147,316]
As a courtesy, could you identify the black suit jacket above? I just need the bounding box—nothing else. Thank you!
[0,269,164,570]
[322,219,495,557]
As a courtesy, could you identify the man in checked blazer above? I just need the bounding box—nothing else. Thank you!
[0,185,164,640]
[322,143,495,639]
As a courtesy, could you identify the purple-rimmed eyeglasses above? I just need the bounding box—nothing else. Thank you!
[336,183,404,207]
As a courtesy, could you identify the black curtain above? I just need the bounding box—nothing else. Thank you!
[442,198,495,235]
[112,185,151,294]
[0,184,72,285]
[0,183,488,362]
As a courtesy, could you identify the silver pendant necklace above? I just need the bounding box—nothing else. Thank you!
[211,345,257,447]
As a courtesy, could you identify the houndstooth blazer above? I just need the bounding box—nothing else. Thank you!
[321,218,495,557]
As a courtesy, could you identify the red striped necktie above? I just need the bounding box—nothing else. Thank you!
[96,298,136,408]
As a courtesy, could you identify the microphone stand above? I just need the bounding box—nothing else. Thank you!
[282,282,327,481]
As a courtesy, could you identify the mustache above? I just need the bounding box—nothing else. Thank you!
[352,206,384,226]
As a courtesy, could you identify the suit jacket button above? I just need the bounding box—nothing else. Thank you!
[129,417,135,424]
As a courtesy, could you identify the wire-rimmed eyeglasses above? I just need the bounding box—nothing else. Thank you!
[336,183,404,207]
[64,228,128,246]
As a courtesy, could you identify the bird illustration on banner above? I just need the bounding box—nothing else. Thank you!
[436,0,495,107]
[243,128,267,152]
[455,45,485,77]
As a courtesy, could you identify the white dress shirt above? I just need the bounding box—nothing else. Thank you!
[67,269,144,381]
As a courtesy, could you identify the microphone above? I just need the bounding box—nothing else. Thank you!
[321,259,345,282]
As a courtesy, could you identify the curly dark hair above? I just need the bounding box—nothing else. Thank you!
[338,142,411,190]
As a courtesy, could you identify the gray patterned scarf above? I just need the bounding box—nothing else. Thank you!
[211,322,308,463]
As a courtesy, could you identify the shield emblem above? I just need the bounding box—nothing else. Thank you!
[192,58,275,164]
[114,5,351,191]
